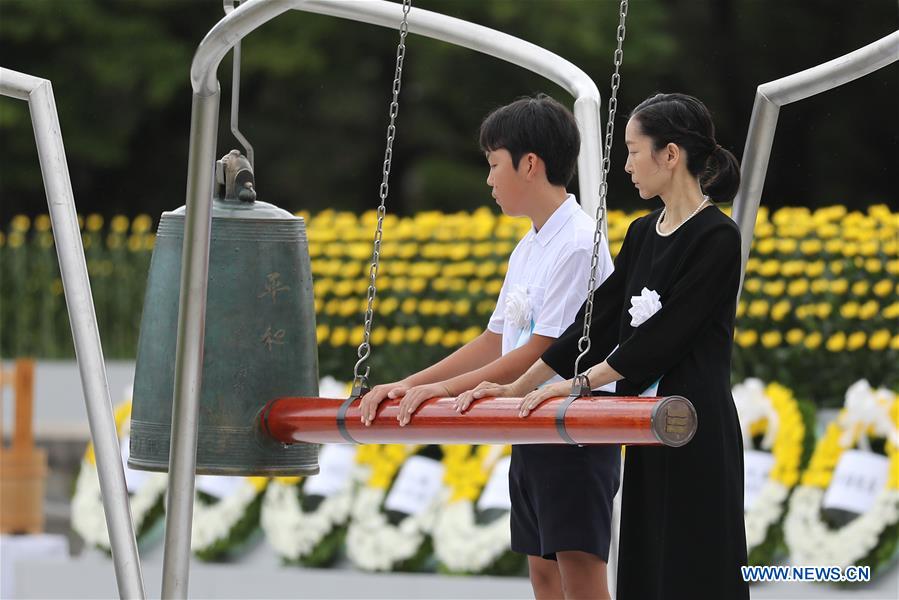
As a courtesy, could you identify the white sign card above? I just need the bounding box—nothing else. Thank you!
[477,455,512,512]
[743,449,776,511]
[384,455,445,516]
[822,449,890,514]
[303,444,357,497]
[195,474,244,500]
[120,436,149,493]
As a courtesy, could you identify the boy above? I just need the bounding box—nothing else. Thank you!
[360,94,618,599]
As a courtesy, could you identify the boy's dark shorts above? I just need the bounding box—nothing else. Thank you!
[509,441,621,561]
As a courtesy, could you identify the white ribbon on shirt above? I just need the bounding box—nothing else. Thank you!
[504,285,532,331]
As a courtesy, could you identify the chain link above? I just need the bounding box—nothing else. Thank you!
[353,0,412,393]
[573,0,628,384]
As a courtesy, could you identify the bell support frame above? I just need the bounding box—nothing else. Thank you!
[167,1,609,596]
[0,68,146,599]
[731,30,899,294]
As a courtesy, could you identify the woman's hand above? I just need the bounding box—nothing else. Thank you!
[359,380,410,426]
[518,379,572,417]
[397,382,451,427]
[453,380,528,413]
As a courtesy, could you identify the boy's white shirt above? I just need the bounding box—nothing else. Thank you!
[487,194,615,389]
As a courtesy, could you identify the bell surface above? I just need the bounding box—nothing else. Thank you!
[129,196,320,476]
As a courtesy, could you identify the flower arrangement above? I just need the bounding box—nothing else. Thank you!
[733,379,815,566]
[784,380,899,580]
[191,475,268,561]
[261,443,362,566]
[432,444,524,576]
[346,444,447,572]
[71,399,167,552]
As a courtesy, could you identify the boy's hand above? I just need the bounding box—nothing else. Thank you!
[518,380,570,417]
[397,383,451,427]
[453,380,504,413]
[469,381,525,402]
[360,381,409,426]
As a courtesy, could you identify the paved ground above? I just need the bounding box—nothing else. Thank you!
[5,534,897,599]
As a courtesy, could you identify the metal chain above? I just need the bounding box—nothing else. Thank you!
[572,0,628,388]
[353,0,412,393]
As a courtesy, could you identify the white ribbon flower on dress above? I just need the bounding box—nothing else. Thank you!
[628,287,662,327]
[504,285,532,330]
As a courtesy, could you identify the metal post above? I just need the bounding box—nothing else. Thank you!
[160,90,220,600]
[0,67,145,599]
[732,95,779,291]
[731,31,899,292]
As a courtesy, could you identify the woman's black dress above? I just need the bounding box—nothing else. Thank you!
[542,205,749,600]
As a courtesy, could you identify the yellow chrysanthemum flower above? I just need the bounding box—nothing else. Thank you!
[785,329,804,345]
[824,239,843,254]
[804,332,822,350]
[805,261,825,278]
[868,329,891,351]
[744,278,762,294]
[858,300,879,320]
[370,326,387,346]
[761,330,782,348]
[131,214,153,234]
[763,280,785,297]
[800,239,822,255]
[755,238,777,255]
[424,327,444,346]
[825,332,846,352]
[787,279,809,297]
[771,300,791,321]
[840,302,860,319]
[386,326,404,345]
[736,329,758,347]
[11,214,31,232]
[829,279,848,294]
[810,278,829,295]
[330,327,348,347]
[846,331,867,351]
[34,214,51,232]
[883,303,899,319]
[759,260,780,277]
[872,279,893,298]
[110,215,129,234]
[748,300,769,318]
[442,331,460,348]
[405,326,423,344]
[829,260,845,275]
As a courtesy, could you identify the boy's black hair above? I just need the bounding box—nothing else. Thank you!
[479,93,580,187]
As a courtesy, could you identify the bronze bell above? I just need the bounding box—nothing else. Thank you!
[129,150,319,476]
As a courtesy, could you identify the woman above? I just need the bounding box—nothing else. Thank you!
[455,93,750,599]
